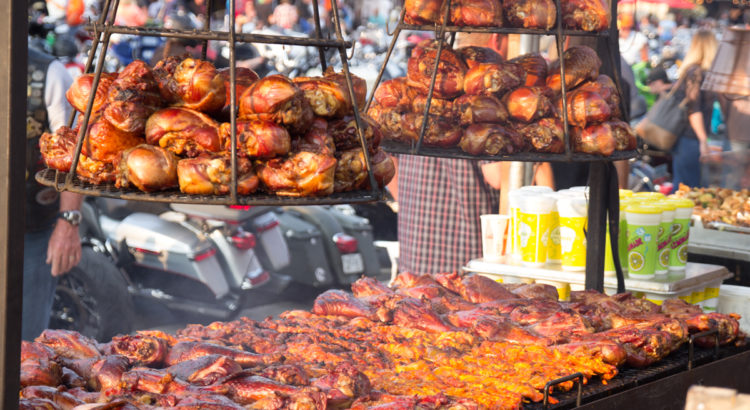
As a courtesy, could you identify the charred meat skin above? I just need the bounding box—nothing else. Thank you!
[557,89,612,128]
[547,46,602,95]
[82,116,144,164]
[40,126,78,172]
[103,60,162,136]
[561,0,610,31]
[457,46,504,69]
[165,341,278,368]
[169,58,227,113]
[407,48,467,100]
[373,77,418,111]
[510,53,549,87]
[463,62,525,96]
[453,94,509,125]
[504,86,554,123]
[256,151,337,197]
[504,0,557,29]
[145,107,222,158]
[520,117,566,154]
[66,72,117,115]
[404,0,443,24]
[447,0,503,27]
[238,74,314,135]
[220,119,291,159]
[459,123,525,156]
[177,154,259,195]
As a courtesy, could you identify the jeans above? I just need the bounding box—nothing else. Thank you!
[22,227,57,341]
[671,136,701,193]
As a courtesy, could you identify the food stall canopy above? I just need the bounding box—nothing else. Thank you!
[618,0,696,9]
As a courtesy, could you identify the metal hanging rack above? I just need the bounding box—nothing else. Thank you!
[367,0,633,293]
[35,0,384,205]
[366,0,638,163]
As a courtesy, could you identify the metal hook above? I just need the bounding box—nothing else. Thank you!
[347,37,356,60]
[387,8,405,37]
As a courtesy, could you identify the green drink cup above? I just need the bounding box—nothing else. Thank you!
[666,198,694,271]
[618,198,633,275]
[653,201,676,276]
[626,204,662,280]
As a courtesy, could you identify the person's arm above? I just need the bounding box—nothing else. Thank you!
[47,192,84,277]
[689,111,710,157]
[481,162,503,190]
[614,160,629,189]
[44,60,74,133]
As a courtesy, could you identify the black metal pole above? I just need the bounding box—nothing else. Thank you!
[0,0,27,407]
[585,162,609,291]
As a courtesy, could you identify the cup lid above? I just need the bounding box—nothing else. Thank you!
[619,189,634,197]
[632,192,666,200]
[626,204,662,214]
[652,200,677,211]
[664,197,696,209]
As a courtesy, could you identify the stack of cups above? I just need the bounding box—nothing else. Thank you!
[546,191,567,265]
[653,200,677,277]
[509,186,553,262]
[625,203,662,280]
[667,197,695,272]
[480,214,510,262]
[518,194,556,267]
[557,193,589,271]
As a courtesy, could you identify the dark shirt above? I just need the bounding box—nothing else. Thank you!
[678,64,715,140]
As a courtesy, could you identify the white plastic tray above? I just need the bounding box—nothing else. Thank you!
[689,217,750,262]
[464,257,731,296]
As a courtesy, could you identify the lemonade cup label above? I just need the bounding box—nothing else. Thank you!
[618,218,629,273]
[548,211,561,262]
[669,218,690,271]
[627,224,658,277]
[511,207,521,259]
[519,212,551,266]
[656,220,672,274]
[559,216,587,270]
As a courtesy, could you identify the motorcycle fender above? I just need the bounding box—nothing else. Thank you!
[113,213,230,298]
[276,211,335,287]
[249,212,291,271]
[329,209,382,278]
[208,230,265,289]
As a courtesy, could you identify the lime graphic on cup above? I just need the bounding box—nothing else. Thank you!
[659,248,670,267]
[678,245,688,264]
[629,251,645,272]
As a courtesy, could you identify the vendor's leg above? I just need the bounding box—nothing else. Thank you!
[671,136,701,192]
[22,228,57,341]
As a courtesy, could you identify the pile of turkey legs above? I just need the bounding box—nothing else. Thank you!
[40,57,395,197]
[369,43,637,157]
[20,272,744,409]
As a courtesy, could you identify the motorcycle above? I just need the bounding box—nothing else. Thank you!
[50,198,290,340]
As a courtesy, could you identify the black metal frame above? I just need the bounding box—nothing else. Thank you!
[368,0,631,292]
[36,0,382,205]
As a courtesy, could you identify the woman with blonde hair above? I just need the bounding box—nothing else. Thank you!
[670,29,719,191]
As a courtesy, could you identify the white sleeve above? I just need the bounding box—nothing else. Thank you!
[44,60,74,133]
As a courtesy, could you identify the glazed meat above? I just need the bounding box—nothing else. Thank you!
[334,148,368,192]
[453,94,509,125]
[167,355,243,385]
[571,122,617,155]
[414,114,463,147]
[458,123,525,155]
[82,116,143,163]
[561,0,610,31]
[104,60,162,136]
[389,297,456,333]
[294,117,335,155]
[167,58,226,113]
[239,74,314,134]
[177,154,259,195]
[40,126,78,172]
[404,0,442,24]
[510,53,549,87]
[448,0,503,27]
[20,385,84,409]
[373,77,418,111]
[115,144,179,192]
[322,68,368,110]
[557,89,612,128]
[106,333,170,367]
[436,272,519,303]
[145,107,222,157]
[328,115,382,153]
[547,46,602,94]
[216,67,260,120]
[608,120,637,150]
[366,103,414,143]
[370,148,396,188]
[411,94,455,118]
[457,46,504,69]
[20,358,61,388]
[313,290,376,319]
[257,151,337,196]
[520,117,565,153]
[351,277,394,298]
[293,76,351,118]
[504,0,557,29]
[463,62,525,96]
[36,329,101,360]
[220,119,291,159]
[66,72,117,115]
[76,153,116,184]
[166,342,276,368]
[407,47,467,99]
[503,86,554,123]
[577,75,623,119]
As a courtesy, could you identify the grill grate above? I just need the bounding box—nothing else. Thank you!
[36,169,380,205]
[526,343,750,409]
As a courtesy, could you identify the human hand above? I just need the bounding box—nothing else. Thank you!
[46,220,82,277]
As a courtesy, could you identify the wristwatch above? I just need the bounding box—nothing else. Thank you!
[57,210,82,226]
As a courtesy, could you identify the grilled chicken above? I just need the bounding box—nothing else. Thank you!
[66,72,118,115]
[216,66,259,120]
[457,46,504,69]
[447,0,503,27]
[145,107,222,157]
[115,144,179,192]
[103,60,162,136]
[36,330,101,360]
[219,119,291,159]
[520,117,566,153]
[372,77,419,111]
[82,116,144,164]
[510,53,549,87]
[407,47,467,99]
[453,94,509,125]
[561,0,610,31]
[167,58,226,113]
[256,151,337,197]
[463,62,525,96]
[458,122,525,155]
[40,126,78,172]
[504,0,557,29]
[238,74,314,135]
[404,0,443,24]
[293,76,352,118]
[177,154,259,195]
[105,333,170,367]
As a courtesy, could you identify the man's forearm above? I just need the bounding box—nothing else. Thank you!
[59,192,84,212]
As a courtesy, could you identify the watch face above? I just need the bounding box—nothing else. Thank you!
[62,211,82,225]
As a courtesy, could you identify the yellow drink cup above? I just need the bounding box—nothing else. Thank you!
[510,186,553,261]
[518,194,555,267]
[619,189,634,198]
[557,195,588,271]
[632,191,666,201]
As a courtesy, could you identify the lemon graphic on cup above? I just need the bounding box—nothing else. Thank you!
[629,251,645,272]
[659,248,670,268]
